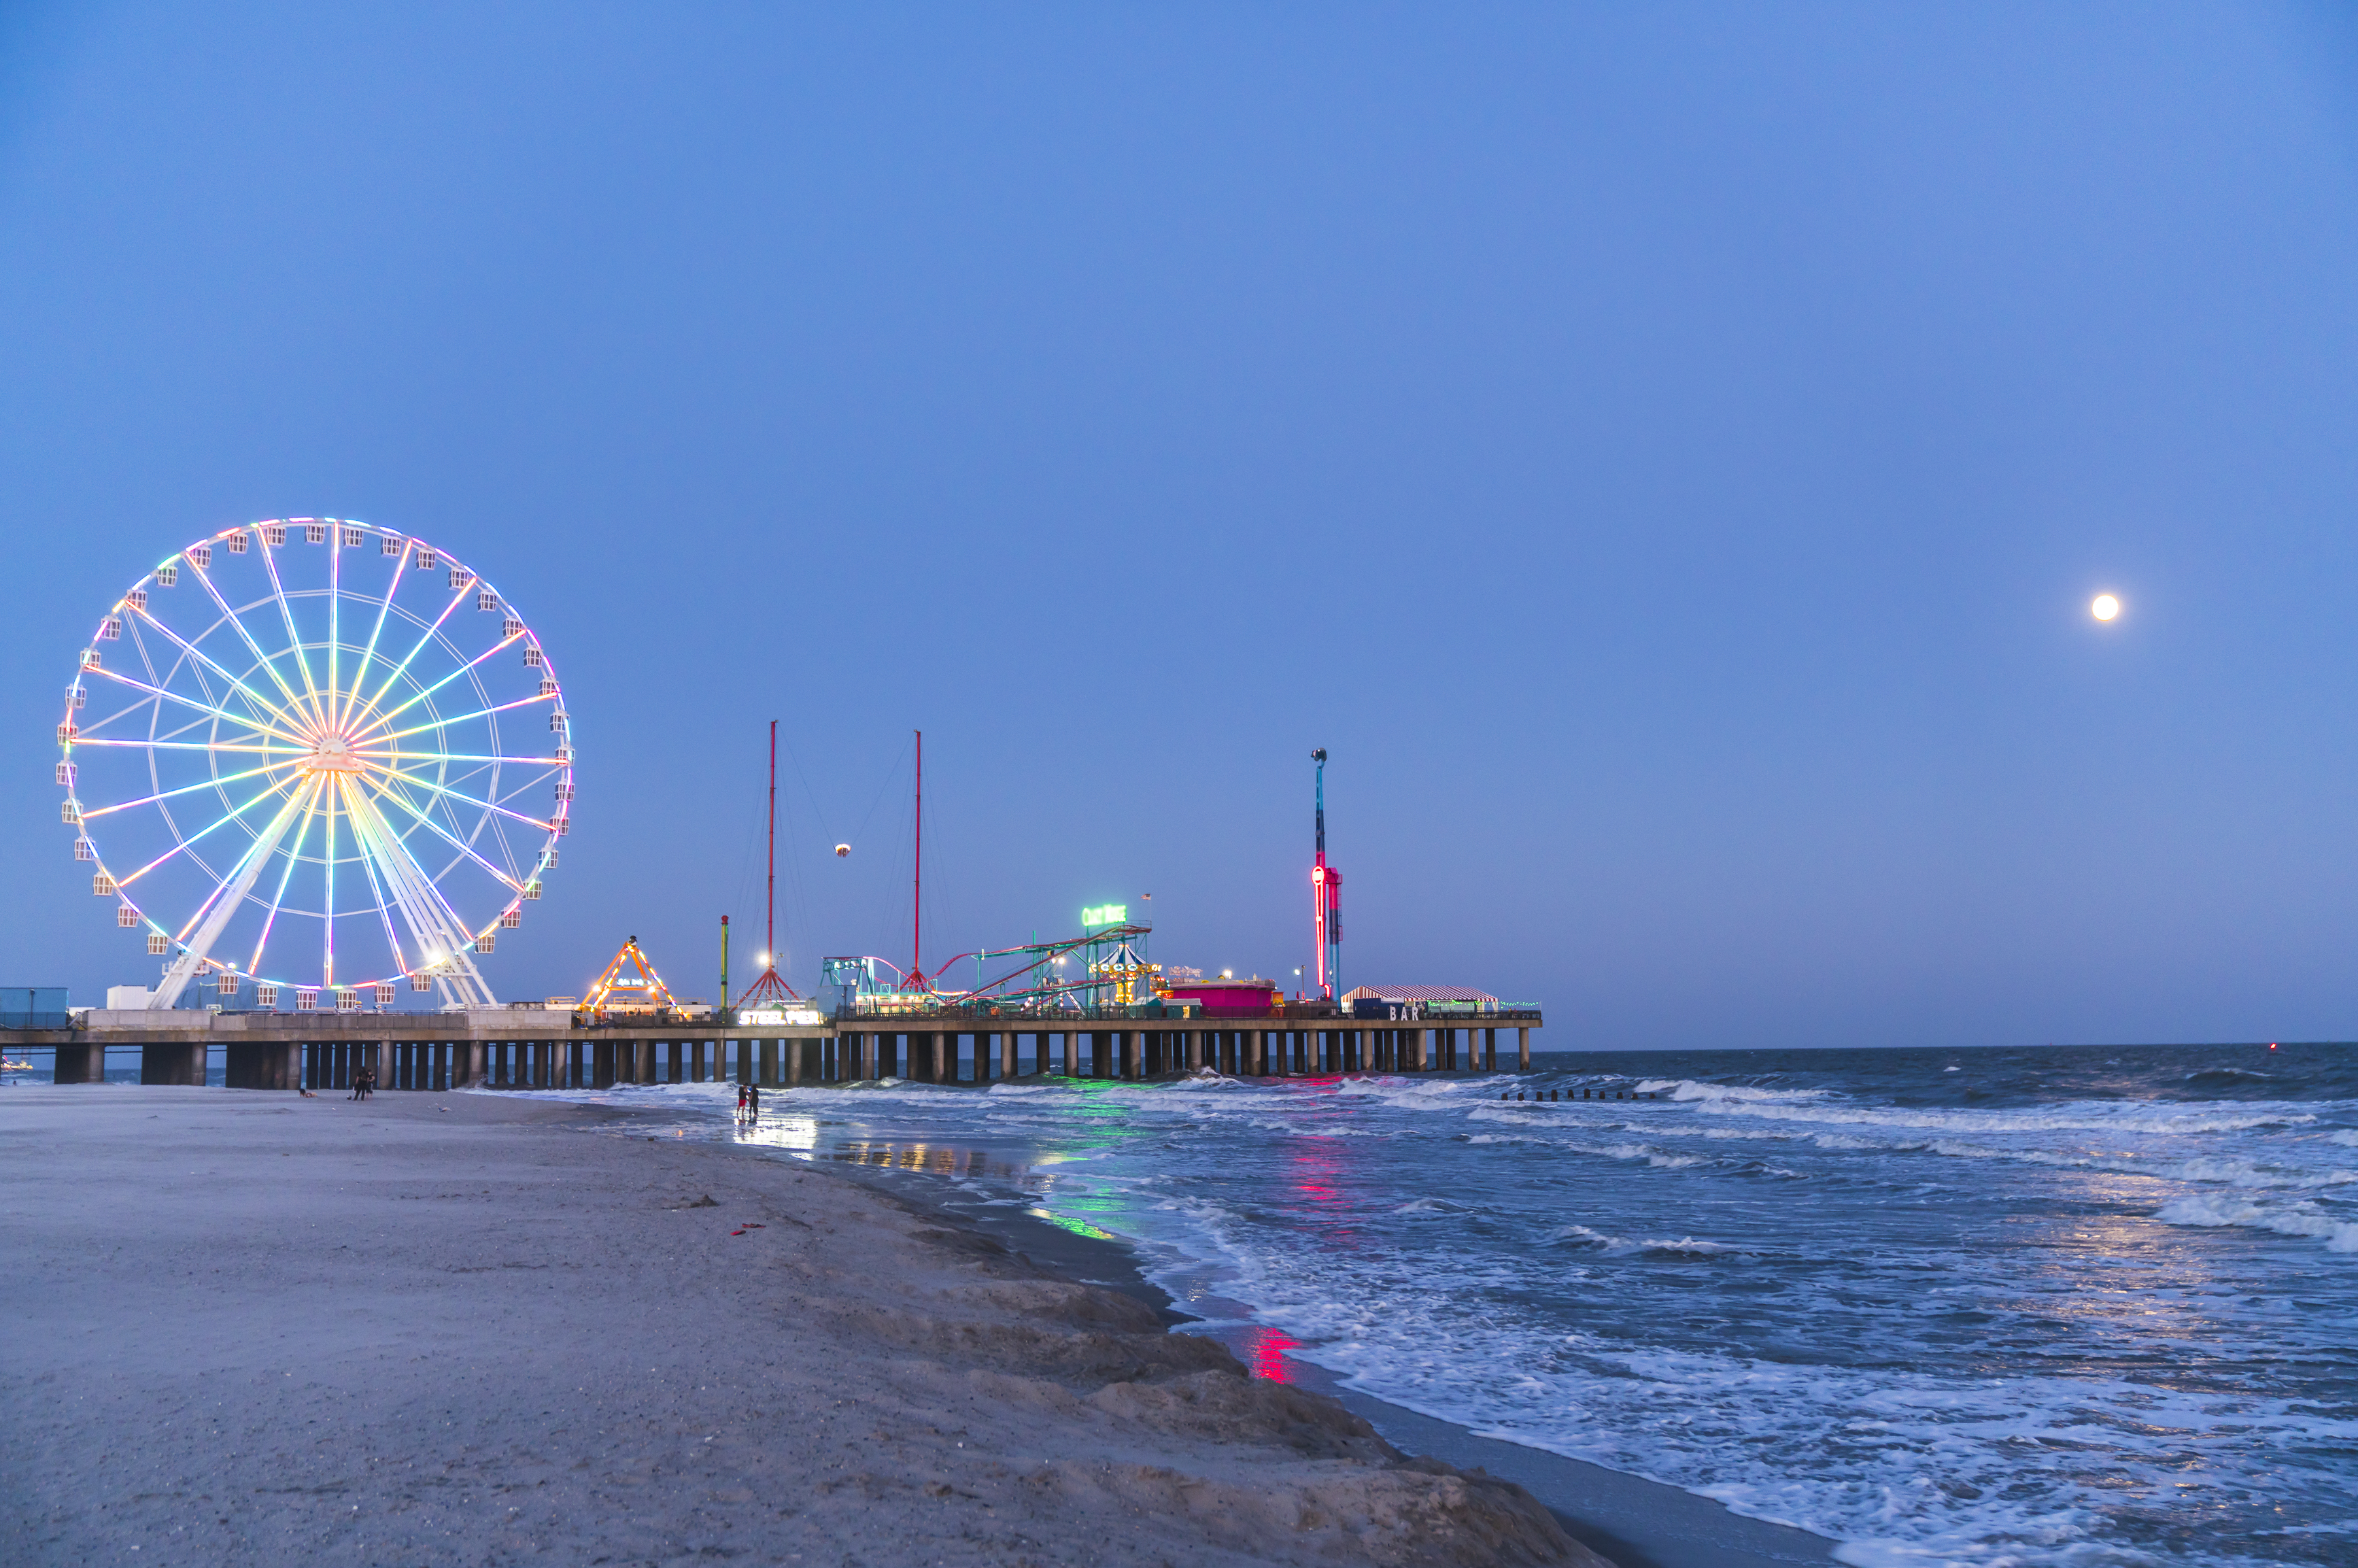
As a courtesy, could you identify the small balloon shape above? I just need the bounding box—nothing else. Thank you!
[833,843,851,858]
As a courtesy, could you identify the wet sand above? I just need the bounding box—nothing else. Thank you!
[0,1086,1596,1567]
[850,1148,1836,1568]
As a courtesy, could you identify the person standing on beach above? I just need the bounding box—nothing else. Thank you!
[747,1083,759,1121]
[736,1082,748,1119]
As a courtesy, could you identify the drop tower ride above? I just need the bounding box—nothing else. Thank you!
[1311,748,1340,1000]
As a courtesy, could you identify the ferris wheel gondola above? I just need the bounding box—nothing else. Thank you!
[58,519,573,1011]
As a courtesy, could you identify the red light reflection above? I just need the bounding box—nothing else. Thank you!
[1288,1144,1360,1249]
[1235,1324,1303,1383]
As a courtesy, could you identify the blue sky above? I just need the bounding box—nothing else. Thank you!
[5,3,2357,1048]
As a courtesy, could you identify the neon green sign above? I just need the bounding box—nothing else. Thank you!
[1081,904,1126,928]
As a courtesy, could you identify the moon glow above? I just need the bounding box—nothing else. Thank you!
[2091,594,2121,622]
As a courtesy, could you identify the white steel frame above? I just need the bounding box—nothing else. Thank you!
[59,519,573,1011]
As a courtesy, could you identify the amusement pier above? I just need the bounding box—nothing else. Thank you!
[20,521,1541,1090]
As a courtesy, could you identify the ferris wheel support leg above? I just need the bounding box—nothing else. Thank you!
[431,954,496,1012]
[343,785,499,1010]
[151,785,312,1010]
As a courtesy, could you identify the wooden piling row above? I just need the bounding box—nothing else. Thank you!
[33,1016,1539,1092]
[602,1019,1539,1088]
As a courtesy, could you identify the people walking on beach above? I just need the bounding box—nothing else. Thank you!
[736,1082,748,1119]
[747,1083,759,1121]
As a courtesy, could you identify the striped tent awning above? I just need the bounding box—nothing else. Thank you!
[1340,985,1499,1004]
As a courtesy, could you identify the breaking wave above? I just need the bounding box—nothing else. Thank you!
[1551,1224,1742,1257]
[2154,1193,2358,1252]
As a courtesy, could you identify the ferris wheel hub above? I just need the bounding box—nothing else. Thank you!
[303,735,369,775]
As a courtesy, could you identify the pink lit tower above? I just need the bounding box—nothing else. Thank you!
[1311,748,1340,1000]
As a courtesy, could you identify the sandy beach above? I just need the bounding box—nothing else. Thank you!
[1,1086,1599,1567]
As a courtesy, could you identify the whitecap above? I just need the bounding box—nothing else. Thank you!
[1701,1097,2318,1138]
[1546,1225,1740,1257]
[2154,1193,2358,1253]
[1648,1078,1832,1105]
[1904,1139,2356,1191]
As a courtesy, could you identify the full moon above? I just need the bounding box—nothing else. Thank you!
[2091,594,2121,622]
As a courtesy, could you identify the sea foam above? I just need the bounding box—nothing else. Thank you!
[2155,1193,2358,1252]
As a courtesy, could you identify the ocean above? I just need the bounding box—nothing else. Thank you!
[549,1042,2358,1568]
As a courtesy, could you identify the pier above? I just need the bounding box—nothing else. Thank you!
[4,1006,1542,1089]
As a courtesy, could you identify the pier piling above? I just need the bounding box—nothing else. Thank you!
[52,1043,104,1083]
[8,1005,1540,1095]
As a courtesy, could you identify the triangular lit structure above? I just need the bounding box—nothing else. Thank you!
[738,963,798,1004]
[585,936,675,1015]
[734,719,802,1006]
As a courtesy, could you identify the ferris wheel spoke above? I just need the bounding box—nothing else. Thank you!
[342,799,416,976]
[323,764,340,988]
[173,777,311,941]
[344,783,496,1005]
[354,573,478,731]
[123,609,165,691]
[83,664,307,748]
[485,814,519,885]
[326,531,342,745]
[78,688,169,735]
[345,628,526,743]
[244,775,326,977]
[71,736,308,757]
[366,760,559,835]
[375,749,568,766]
[150,779,315,1009]
[346,784,460,947]
[79,755,312,821]
[392,757,499,802]
[113,776,306,887]
[188,559,312,721]
[152,705,258,752]
[335,541,413,734]
[256,534,329,728]
[368,759,540,825]
[362,775,531,893]
[124,603,308,738]
[362,692,556,749]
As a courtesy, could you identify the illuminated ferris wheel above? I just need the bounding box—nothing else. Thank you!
[57,519,573,1012]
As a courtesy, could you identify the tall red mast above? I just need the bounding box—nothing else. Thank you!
[765,720,776,962]
[911,728,923,990]
[736,719,798,1004]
